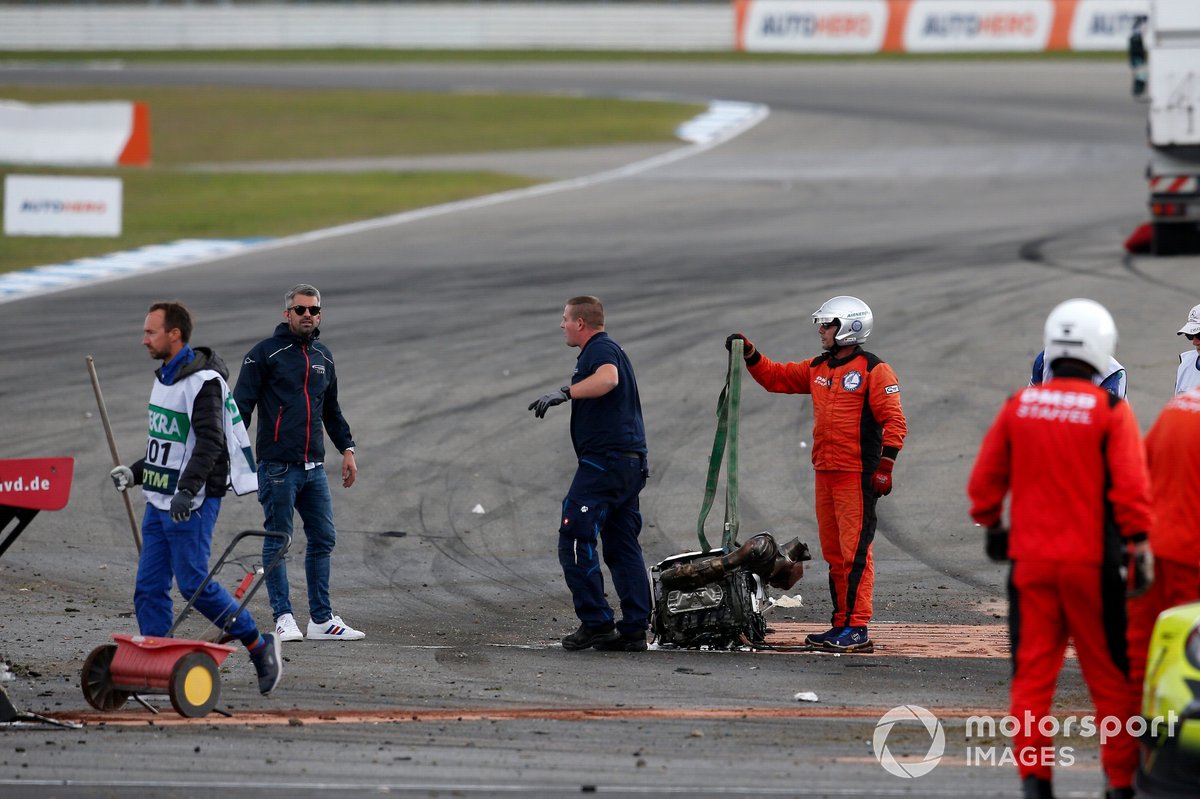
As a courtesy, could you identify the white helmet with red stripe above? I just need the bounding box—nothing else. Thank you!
[1043,298,1117,377]
[812,296,872,345]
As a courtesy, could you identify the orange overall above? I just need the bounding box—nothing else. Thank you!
[748,346,906,627]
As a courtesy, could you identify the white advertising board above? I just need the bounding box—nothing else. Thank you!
[905,0,1053,52]
[4,175,123,237]
[1070,0,1149,51]
[741,0,888,53]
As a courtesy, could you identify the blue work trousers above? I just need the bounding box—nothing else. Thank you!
[557,453,651,635]
[258,461,336,624]
[134,498,256,640]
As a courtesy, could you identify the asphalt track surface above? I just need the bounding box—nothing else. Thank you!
[2,60,1196,798]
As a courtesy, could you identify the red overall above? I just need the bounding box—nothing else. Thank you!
[968,378,1152,790]
[1128,388,1200,686]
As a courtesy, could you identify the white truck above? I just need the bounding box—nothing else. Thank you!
[1133,0,1200,254]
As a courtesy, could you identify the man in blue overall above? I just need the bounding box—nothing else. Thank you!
[110,301,281,695]
[529,296,652,652]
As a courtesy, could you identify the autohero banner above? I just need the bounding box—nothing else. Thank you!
[736,0,1148,53]
[872,704,1180,779]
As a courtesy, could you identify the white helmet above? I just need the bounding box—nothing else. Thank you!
[1043,299,1117,377]
[812,296,872,345]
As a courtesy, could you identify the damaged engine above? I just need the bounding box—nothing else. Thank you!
[650,533,811,649]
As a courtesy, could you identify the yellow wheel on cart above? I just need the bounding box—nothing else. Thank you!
[168,651,220,718]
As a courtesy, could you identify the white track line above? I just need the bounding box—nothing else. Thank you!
[0,101,768,306]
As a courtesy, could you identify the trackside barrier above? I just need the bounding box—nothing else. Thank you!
[0,101,150,167]
[0,5,732,52]
[0,2,1146,54]
[735,0,1149,53]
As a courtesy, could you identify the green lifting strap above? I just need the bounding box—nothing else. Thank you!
[696,339,742,553]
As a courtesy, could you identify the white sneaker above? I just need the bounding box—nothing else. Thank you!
[307,615,365,641]
[274,613,304,643]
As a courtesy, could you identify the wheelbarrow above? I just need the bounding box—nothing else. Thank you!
[80,529,290,718]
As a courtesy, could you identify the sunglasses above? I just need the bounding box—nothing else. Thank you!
[1187,333,1197,341]
[818,321,839,330]
[289,305,321,316]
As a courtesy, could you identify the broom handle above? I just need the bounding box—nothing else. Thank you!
[86,356,142,554]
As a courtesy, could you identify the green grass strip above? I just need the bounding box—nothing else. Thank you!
[1,86,702,273]
[3,170,538,272]
[0,86,702,163]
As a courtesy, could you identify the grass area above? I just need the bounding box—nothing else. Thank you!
[1,86,702,271]
[3,170,537,271]
[0,48,1125,63]
[0,86,702,163]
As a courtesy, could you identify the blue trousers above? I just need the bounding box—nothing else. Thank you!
[258,461,336,624]
[558,453,651,635]
[135,498,256,641]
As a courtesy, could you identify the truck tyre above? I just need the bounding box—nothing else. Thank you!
[1152,223,1200,256]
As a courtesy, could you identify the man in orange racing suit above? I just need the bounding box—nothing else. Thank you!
[1127,387,1200,687]
[968,299,1152,799]
[728,295,906,654]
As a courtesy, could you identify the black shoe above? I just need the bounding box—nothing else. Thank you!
[1022,775,1054,799]
[249,632,282,695]
[593,630,648,652]
[1104,788,1134,799]
[561,623,619,651]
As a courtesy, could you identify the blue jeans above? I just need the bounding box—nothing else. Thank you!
[258,461,336,624]
[557,453,651,635]
[134,498,257,641]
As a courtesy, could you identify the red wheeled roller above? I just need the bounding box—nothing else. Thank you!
[82,635,235,718]
[79,529,290,719]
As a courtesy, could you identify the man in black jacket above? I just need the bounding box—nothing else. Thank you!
[234,284,363,642]
[109,301,281,695]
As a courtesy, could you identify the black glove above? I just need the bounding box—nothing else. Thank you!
[725,332,755,357]
[170,489,195,523]
[985,525,1009,563]
[725,333,760,365]
[528,386,570,419]
[1122,540,1154,598]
